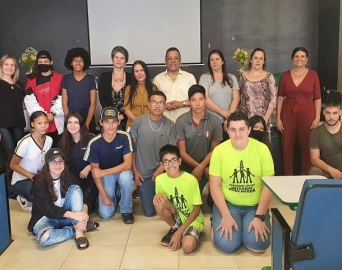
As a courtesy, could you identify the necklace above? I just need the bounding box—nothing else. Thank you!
[292,68,307,75]
[148,115,163,133]
[192,119,207,136]
[112,72,124,88]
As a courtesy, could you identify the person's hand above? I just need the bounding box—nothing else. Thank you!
[85,122,90,130]
[263,116,269,125]
[311,118,320,129]
[169,229,182,251]
[118,114,124,120]
[171,100,183,109]
[276,119,284,133]
[79,166,91,179]
[191,166,204,182]
[47,112,54,122]
[72,211,89,222]
[328,167,342,179]
[153,194,167,206]
[165,102,175,111]
[101,194,113,206]
[216,215,238,241]
[134,170,144,186]
[248,217,270,242]
[219,109,231,119]
[74,220,87,232]
[92,167,104,179]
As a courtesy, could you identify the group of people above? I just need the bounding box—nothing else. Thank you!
[0,43,340,254]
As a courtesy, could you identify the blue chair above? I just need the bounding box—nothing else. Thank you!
[270,179,342,270]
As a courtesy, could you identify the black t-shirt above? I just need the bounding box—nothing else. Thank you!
[0,80,26,128]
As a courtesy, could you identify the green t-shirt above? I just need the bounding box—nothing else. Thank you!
[155,171,204,231]
[209,138,274,206]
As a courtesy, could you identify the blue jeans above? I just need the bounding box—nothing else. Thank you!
[99,170,133,218]
[212,202,271,253]
[138,176,155,217]
[12,179,33,202]
[0,127,24,197]
[32,185,83,247]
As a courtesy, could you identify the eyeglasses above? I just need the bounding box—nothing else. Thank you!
[49,160,65,166]
[150,101,165,106]
[162,157,179,165]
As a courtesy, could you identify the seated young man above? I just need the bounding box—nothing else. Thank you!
[131,91,177,217]
[175,84,222,193]
[83,107,134,224]
[309,99,342,178]
[209,111,274,254]
[153,144,204,254]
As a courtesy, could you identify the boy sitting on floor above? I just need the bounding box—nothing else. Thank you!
[153,144,204,254]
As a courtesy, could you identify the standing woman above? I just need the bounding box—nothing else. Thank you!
[61,48,97,134]
[199,49,240,139]
[238,48,277,124]
[28,148,90,249]
[59,111,99,214]
[10,111,52,211]
[98,46,132,130]
[123,60,157,129]
[276,47,321,175]
[0,55,26,191]
[24,50,64,146]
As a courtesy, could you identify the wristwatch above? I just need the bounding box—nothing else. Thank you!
[182,101,186,107]
[255,214,266,221]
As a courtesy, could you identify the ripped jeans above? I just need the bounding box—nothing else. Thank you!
[32,185,83,247]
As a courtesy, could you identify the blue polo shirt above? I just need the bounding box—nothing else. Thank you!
[83,131,133,169]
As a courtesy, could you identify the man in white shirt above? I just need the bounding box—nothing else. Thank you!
[153,47,196,122]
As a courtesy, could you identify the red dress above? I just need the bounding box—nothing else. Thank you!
[278,70,321,175]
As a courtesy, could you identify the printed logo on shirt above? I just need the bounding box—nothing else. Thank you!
[204,131,211,138]
[40,86,50,95]
[169,187,190,217]
[228,160,256,193]
[116,145,123,149]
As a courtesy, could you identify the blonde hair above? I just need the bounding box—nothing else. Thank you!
[0,54,19,83]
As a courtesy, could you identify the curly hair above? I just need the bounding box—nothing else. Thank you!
[64,47,91,71]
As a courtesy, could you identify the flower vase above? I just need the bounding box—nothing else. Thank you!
[26,67,33,75]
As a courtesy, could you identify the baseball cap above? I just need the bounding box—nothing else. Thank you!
[37,50,52,60]
[45,148,65,162]
[101,107,119,121]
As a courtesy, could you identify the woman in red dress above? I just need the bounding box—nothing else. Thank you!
[276,47,321,175]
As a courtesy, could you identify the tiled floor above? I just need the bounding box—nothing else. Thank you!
[0,192,296,270]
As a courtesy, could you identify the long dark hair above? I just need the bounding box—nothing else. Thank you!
[34,158,72,201]
[59,111,93,160]
[249,115,271,150]
[207,49,233,88]
[126,60,154,107]
[248,48,267,70]
[27,59,54,79]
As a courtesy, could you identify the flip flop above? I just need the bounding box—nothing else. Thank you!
[75,236,89,250]
[86,221,100,232]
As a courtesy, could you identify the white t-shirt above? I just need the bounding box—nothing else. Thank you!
[11,134,53,185]
[53,179,65,207]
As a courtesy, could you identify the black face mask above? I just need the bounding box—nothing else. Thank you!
[38,64,52,73]
[250,130,264,142]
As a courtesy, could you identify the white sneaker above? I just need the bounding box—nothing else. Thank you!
[17,195,32,212]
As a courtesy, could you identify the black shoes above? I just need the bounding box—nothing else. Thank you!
[122,213,134,224]
[161,227,178,246]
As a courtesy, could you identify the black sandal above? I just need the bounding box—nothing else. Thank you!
[86,221,100,232]
[75,236,89,250]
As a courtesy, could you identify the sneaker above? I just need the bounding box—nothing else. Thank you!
[122,213,134,224]
[17,195,32,212]
[161,227,178,247]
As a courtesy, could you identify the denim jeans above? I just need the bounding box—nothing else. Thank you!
[98,170,133,218]
[0,127,24,198]
[212,201,271,253]
[138,176,155,217]
[12,179,33,202]
[33,185,83,247]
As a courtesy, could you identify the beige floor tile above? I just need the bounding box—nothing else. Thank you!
[0,240,22,269]
[179,242,238,269]
[86,222,131,245]
[120,244,178,269]
[8,206,31,228]
[128,220,169,245]
[2,245,72,270]
[235,246,271,268]
[8,198,18,210]
[61,245,125,270]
